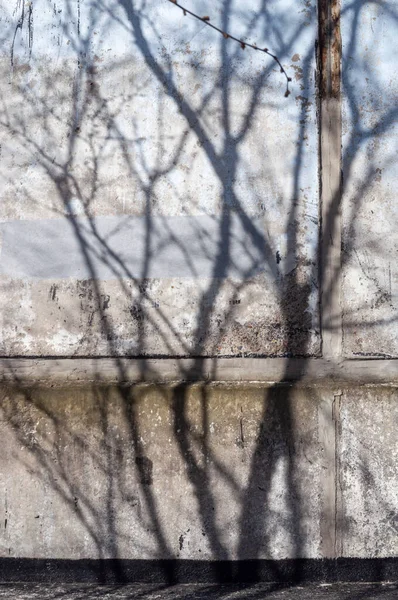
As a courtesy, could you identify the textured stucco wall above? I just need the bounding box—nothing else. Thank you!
[0,385,323,560]
[0,0,320,357]
[341,0,398,357]
[0,383,397,562]
[1,0,398,571]
[339,388,398,557]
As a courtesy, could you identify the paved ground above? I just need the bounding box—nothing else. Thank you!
[0,583,397,599]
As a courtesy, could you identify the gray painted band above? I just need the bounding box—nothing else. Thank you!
[0,214,274,280]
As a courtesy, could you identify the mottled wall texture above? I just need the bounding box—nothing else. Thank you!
[0,0,319,357]
[341,0,398,357]
[1,384,398,565]
[0,0,398,573]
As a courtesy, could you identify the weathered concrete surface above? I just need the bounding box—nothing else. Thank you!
[0,0,320,357]
[341,0,398,357]
[339,388,398,557]
[2,356,398,387]
[2,383,398,564]
[0,0,398,581]
[0,385,327,561]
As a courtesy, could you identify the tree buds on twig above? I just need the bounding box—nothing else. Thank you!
[167,0,291,97]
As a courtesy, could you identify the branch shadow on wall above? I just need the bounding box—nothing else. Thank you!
[0,0,398,597]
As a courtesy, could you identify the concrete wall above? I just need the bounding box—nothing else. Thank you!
[1,383,398,565]
[0,0,398,574]
[0,0,320,357]
[0,385,323,561]
[341,0,398,357]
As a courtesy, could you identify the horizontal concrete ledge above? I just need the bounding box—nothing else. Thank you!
[0,357,398,387]
[1,558,398,584]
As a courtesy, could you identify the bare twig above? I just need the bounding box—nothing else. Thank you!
[167,0,292,97]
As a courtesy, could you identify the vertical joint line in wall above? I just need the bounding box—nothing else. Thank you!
[332,392,342,557]
[318,0,343,361]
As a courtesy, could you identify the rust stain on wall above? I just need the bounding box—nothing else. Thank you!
[318,0,341,99]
